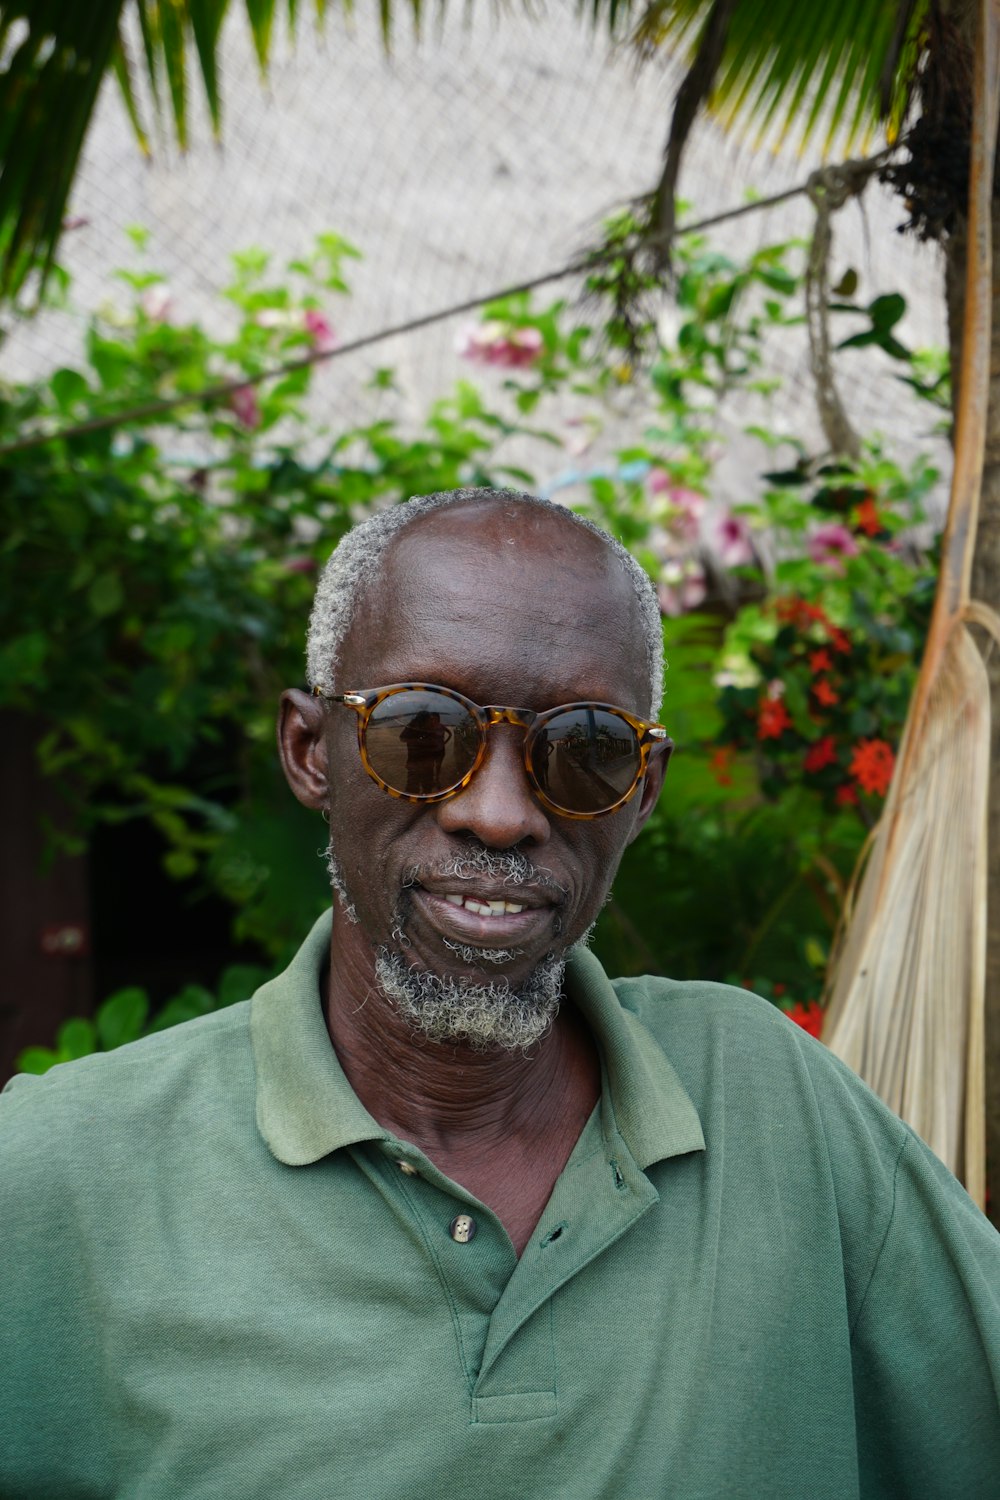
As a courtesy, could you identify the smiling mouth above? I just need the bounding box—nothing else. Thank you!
[442,893,528,916]
[409,882,560,951]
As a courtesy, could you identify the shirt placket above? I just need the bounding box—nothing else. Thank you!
[351,1098,661,1427]
[353,1139,518,1393]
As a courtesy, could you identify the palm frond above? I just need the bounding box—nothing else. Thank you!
[0,1,126,298]
[594,0,929,150]
[188,0,229,129]
[823,623,993,1199]
[823,0,1000,1206]
[0,2,336,299]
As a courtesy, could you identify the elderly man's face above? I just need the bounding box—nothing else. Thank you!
[315,502,666,1003]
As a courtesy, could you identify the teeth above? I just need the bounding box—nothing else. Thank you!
[440,893,525,916]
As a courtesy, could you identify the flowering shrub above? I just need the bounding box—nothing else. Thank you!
[712,462,935,821]
[3,217,946,1063]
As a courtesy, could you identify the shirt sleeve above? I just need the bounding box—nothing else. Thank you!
[848,1126,1000,1497]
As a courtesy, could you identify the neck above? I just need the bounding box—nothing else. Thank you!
[323,904,598,1157]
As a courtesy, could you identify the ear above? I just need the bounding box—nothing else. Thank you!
[625,739,672,846]
[277,689,329,811]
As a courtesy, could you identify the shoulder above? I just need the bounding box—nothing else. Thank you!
[614,971,1000,1303]
[613,970,831,1083]
[613,971,911,1162]
[1,1002,254,1188]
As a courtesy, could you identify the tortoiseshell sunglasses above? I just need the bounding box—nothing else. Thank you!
[314,681,672,820]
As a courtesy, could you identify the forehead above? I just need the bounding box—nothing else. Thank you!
[339,501,651,710]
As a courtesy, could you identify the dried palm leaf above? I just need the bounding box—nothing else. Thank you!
[823,0,1000,1209]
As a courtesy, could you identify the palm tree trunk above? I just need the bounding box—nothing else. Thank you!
[948,207,1000,1227]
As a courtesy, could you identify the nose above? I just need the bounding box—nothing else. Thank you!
[434,726,551,848]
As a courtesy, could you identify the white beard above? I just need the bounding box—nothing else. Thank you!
[373,947,565,1053]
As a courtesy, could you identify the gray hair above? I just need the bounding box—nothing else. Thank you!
[305,487,664,715]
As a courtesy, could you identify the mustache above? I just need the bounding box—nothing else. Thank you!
[401,845,568,902]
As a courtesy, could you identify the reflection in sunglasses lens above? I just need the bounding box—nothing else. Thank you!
[365,690,479,796]
[534,708,641,813]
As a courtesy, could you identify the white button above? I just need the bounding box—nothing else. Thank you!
[449,1214,477,1244]
[396,1160,418,1176]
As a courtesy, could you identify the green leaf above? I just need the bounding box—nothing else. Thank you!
[96,987,150,1050]
[868,292,906,330]
[832,268,858,297]
[111,32,151,155]
[188,0,229,133]
[147,984,216,1033]
[50,367,91,413]
[0,631,48,686]
[87,572,125,618]
[163,848,198,880]
[245,0,278,68]
[15,1046,60,1076]
[57,1017,97,1061]
[216,963,269,1008]
[158,0,189,150]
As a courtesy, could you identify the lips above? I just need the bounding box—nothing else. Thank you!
[410,882,557,950]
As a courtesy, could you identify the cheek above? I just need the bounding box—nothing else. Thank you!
[558,820,634,916]
[326,769,424,910]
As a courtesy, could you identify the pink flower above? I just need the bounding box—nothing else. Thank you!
[456,321,543,369]
[303,308,337,353]
[140,284,172,323]
[807,522,860,571]
[649,472,705,542]
[283,555,317,575]
[710,510,755,568]
[229,384,261,430]
[665,488,705,543]
[658,560,707,617]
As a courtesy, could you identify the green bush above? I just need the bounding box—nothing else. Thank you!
[1,222,944,1069]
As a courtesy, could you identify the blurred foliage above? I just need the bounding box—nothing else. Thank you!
[15,961,270,1074]
[3,219,945,1071]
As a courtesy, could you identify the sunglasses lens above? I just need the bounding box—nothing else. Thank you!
[364,689,480,797]
[532,708,642,814]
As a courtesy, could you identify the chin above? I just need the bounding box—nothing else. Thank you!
[372,946,567,1053]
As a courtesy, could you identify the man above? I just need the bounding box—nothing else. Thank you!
[2,486,999,1499]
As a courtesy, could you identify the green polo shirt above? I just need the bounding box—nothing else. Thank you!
[2,912,999,1498]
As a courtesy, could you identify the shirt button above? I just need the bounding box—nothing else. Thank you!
[396,1160,418,1176]
[449,1213,477,1244]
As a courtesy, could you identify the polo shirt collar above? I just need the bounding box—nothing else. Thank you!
[566,943,705,1167]
[252,912,380,1165]
[252,910,704,1169]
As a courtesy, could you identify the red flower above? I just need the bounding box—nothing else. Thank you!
[812,679,839,708]
[757,698,792,740]
[835,783,859,807]
[850,738,896,796]
[808,648,833,675]
[829,627,852,655]
[710,746,735,786]
[784,1001,824,1038]
[775,597,831,632]
[804,736,837,773]
[854,496,882,537]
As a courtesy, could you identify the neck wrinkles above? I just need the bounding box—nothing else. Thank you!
[324,910,594,1155]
